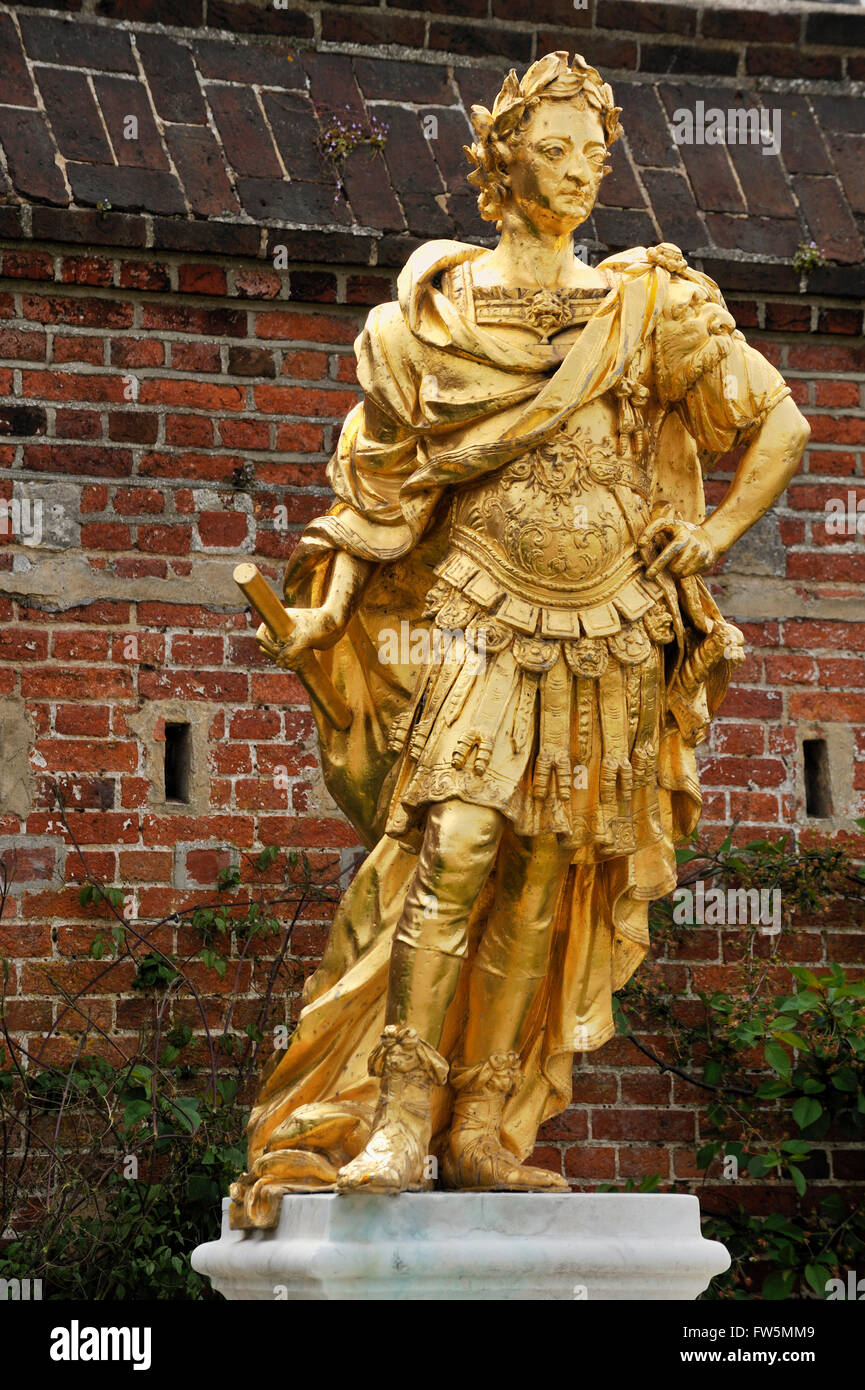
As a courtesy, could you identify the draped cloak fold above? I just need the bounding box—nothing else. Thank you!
[230,241,739,1227]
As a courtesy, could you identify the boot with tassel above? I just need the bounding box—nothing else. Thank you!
[442,1052,568,1192]
[336,1023,449,1194]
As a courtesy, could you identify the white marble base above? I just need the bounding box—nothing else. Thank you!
[191,1193,730,1301]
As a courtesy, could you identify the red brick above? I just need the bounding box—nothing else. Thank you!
[137,524,192,555]
[197,511,249,547]
[55,408,102,440]
[764,302,811,332]
[80,522,132,550]
[788,343,863,372]
[118,261,171,292]
[3,250,54,281]
[170,339,222,373]
[55,704,111,736]
[140,378,245,411]
[170,634,224,665]
[61,256,115,287]
[22,295,133,329]
[118,849,173,881]
[35,739,138,773]
[20,369,127,403]
[808,416,865,446]
[21,667,133,699]
[229,709,282,738]
[280,349,329,380]
[113,488,165,515]
[0,627,49,660]
[253,385,357,417]
[817,308,862,335]
[177,264,228,295]
[0,328,48,361]
[273,421,325,454]
[814,381,860,408]
[234,268,282,299]
[50,629,110,661]
[218,419,270,449]
[110,338,165,368]
[139,669,248,701]
[108,412,159,444]
[790,692,865,721]
[140,302,246,337]
[256,310,357,344]
[164,415,214,447]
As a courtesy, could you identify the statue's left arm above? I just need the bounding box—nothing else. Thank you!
[645,277,810,578]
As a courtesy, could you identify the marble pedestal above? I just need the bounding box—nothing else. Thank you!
[191,1192,730,1301]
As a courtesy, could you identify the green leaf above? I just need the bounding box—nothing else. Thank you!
[804,1263,829,1296]
[790,966,822,989]
[762,1268,796,1300]
[757,1079,792,1099]
[792,1096,823,1130]
[831,1067,858,1092]
[765,1042,791,1077]
[801,1078,826,1094]
[169,1096,201,1134]
[789,1164,807,1197]
[122,1098,151,1127]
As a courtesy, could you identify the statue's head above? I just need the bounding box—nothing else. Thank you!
[464,51,622,235]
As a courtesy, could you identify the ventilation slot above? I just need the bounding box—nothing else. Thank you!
[803,738,832,819]
[164,722,192,803]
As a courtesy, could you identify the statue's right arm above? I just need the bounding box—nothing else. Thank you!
[256,551,373,668]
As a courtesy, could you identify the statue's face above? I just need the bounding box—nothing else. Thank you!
[505,100,607,234]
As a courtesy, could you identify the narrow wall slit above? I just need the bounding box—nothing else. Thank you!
[803,738,832,819]
[164,722,192,803]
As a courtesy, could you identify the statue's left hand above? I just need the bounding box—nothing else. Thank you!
[641,516,718,579]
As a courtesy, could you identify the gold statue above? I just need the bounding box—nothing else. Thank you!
[230,52,809,1228]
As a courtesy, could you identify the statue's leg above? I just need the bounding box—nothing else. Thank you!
[441,829,574,1192]
[336,797,504,1194]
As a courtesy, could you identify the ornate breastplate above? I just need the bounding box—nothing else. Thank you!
[450,427,645,594]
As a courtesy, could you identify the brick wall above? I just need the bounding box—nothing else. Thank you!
[0,0,863,1200]
[1,234,863,1191]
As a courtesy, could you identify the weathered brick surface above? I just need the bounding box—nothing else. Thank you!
[0,1,863,1198]
[1,247,863,1190]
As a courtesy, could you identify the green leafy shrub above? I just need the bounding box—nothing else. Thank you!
[614,825,865,1299]
[0,804,343,1300]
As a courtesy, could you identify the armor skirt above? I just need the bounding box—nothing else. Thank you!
[385,555,679,862]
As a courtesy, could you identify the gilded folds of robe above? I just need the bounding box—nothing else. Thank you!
[229,240,790,1228]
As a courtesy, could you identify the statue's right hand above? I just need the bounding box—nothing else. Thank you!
[256,606,343,669]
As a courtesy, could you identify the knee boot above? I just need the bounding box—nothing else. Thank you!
[337,1023,449,1194]
[442,1052,568,1192]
